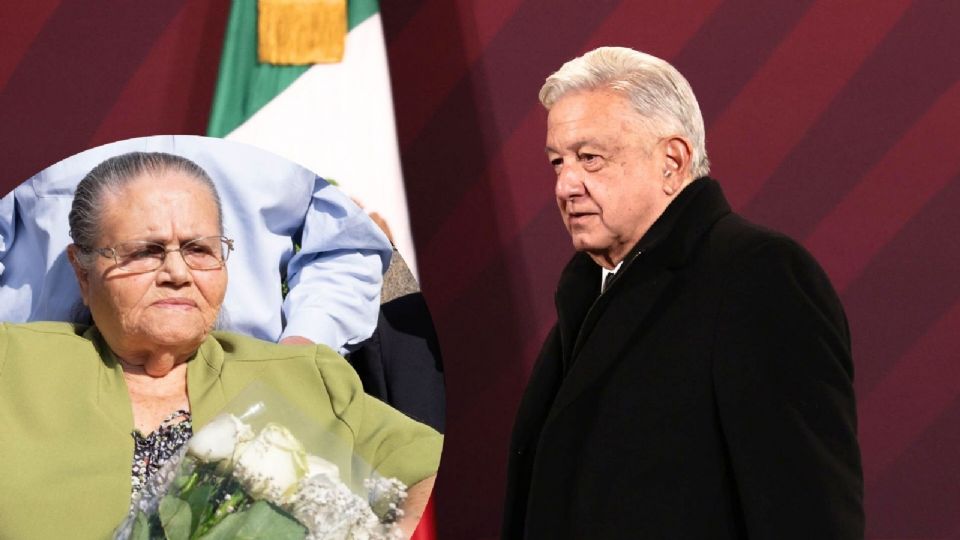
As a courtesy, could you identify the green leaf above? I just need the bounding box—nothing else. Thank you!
[195,511,244,540]
[159,496,193,540]
[130,512,153,540]
[197,486,248,536]
[184,482,216,532]
[199,501,305,540]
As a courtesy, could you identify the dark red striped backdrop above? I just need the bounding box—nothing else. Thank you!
[1,2,957,538]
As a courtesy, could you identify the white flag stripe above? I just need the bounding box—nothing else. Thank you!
[226,14,417,278]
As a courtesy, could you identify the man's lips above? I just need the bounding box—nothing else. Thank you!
[567,211,598,225]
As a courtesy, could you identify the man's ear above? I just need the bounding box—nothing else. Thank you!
[660,136,694,195]
[67,244,91,306]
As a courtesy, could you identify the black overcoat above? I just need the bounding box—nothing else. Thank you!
[503,178,863,539]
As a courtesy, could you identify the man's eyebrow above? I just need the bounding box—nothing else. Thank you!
[546,139,606,155]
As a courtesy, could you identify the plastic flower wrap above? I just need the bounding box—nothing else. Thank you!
[114,382,407,540]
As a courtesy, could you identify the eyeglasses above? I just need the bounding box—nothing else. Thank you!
[87,236,234,272]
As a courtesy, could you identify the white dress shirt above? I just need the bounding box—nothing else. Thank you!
[0,135,392,354]
[600,261,623,293]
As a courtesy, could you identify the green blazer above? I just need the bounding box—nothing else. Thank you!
[0,322,443,539]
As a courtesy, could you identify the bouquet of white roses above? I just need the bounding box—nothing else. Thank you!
[115,382,407,540]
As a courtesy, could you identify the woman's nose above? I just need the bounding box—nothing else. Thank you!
[156,248,192,284]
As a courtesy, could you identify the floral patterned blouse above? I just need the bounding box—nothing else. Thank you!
[130,410,193,496]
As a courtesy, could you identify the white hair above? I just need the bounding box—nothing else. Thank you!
[539,46,710,178]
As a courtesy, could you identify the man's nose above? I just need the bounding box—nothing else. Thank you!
[555,162,584,199]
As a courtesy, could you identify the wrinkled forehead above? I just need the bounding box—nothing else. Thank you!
[549,89,654,126]
[98,171,223,237]
[546,90,658,148]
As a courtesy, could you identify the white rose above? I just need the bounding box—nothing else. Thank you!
[306,454,341,481]
[187,414,254,463]
[233,423,309,504]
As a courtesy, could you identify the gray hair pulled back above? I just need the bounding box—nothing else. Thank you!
[539,47,710,178]
[68,152,223,258]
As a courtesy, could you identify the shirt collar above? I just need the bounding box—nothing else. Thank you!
[600,261,624,290]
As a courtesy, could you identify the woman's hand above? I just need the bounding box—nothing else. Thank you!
[279,335,314,346]
[396,474,437,538]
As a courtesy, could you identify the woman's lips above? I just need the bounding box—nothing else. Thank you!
[152,298,198,310]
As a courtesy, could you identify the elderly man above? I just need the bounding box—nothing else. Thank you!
[503,47,863,539]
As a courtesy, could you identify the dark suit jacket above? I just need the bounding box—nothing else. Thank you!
[347,248,446,433]
[503,178,863,539]
[348,292,446,433]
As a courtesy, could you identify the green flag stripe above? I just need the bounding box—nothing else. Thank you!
[348,0,379,30]
[207,0,380,138]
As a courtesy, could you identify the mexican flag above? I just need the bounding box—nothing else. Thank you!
[206,3,435,536]
[207,0,417,278]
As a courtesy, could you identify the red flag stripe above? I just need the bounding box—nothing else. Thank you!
[410,492,437,540]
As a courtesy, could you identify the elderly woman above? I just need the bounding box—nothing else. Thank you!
[0,153,441,539]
